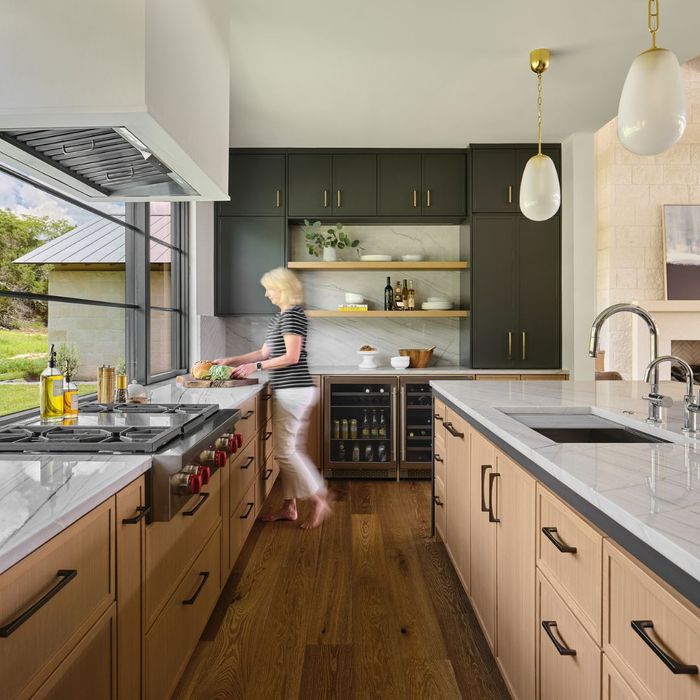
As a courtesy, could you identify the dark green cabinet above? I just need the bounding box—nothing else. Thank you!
[288,154,377,218]
[215,217,286,315]
[471,214,560,369]
[422,154,467,215]
[217,154,285,216]
[377,154,422,216]
[470,145,560,214]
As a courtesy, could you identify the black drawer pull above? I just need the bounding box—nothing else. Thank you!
[240,455,255,470]
[240,501,255,519]
[631,620,698,674]
[182,492,209,517]
[262,431,273,442]
[542,621,577,656]
[181,571,210,605]
[433,496,444,507]
[444,422,464,438]
[262,468,273,481]
[480,464,492,512]
[122,505,150,525]
[0,569,77,637]
[434,413,443,422]
[488,472,500,523]
[240,410,255,420]
[434,454,443,463]
[261,393,272,401]
[542,527,577,554]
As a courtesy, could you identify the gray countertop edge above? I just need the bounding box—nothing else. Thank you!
[431,387,700,609]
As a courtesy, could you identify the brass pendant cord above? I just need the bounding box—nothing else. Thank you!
[648,0,659,49]
[536,71,543,155]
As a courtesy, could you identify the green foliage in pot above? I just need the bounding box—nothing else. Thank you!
[303,220,362,258]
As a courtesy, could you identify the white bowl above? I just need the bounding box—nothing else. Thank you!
[401,254,424,262]
[344,292,364,304]
[390,356,410,369]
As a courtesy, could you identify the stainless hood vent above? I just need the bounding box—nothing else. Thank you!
[0,127,199,199]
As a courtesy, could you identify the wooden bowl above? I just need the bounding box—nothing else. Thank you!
[399,347,435,368]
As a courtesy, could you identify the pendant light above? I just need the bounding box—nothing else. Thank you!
[618,0,686,155]
[520,48,561,222]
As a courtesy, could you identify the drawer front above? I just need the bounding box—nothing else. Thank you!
[537,571,601,700]
[434,432,446,483]
[230,479,257,567]
[603,541,700,700]
[259,417,274,465]
[145,470,221,627]
[537,484,603,642]
[602,654,652,700]
[229,437,257,513]
[257,386,273,429]
[0,498,115,700]
[434,474,446,541]
[237,395,258,449]
[146,525,221,700]
[256,452,277,516]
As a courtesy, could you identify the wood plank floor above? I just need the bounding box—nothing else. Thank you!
[173,480,510,700]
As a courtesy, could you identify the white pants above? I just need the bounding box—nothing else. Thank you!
[273,386,325,500]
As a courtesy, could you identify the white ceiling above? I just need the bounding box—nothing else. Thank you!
[229,0,700,147]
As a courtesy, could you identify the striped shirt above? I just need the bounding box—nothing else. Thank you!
[265,305,314,389]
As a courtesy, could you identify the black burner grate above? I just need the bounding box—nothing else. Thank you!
[119,427,168,443]
[39,428,114,443]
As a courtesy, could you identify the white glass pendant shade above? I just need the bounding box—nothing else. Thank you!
[618,48,687,155]
[519,153,561,221]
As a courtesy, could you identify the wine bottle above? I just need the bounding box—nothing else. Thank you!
[361,409,370,438]
[371,409,378,438]
[401,279,409,311]
[407,280,415,310]
[378,411,387,438]
[384,276,393,311]
[394,280,404,310]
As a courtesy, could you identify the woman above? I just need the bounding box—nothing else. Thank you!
[214,268,329,529]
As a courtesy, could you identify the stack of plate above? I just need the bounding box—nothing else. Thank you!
[421,296,453,310]
[360,254,392,262]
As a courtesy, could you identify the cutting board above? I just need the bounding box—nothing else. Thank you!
[176,375,260,388]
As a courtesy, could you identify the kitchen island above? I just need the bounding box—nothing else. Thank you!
[430,378,700,700]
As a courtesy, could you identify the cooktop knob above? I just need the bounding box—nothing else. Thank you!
[187,473,202,494]
[215,436,235,454]
[235,432,243,448]
[196,465,211,485]
[213,450,227,468]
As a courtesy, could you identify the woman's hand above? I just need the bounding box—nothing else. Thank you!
[214,357,233,366]
[232,362,256,378]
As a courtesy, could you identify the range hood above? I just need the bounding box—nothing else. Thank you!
[0,127,198,199]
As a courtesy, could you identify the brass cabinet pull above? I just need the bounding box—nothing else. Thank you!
[275,190,281,208]
[323,190,329,208]
[508,331,513,361]
[412,190,418,208]
[508,185,512,204]
[522,331,527,361]
[337,190,341,208]
[426,189,431,208]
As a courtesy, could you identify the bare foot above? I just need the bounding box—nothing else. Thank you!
[300,499,331,530]
[262,503,297,522]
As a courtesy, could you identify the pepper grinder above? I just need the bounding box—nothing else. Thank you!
[114,373,128,404]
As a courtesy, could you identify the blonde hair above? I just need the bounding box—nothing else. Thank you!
[260,267,304,306]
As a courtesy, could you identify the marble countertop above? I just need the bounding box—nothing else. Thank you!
[430,379,700,594]
[306,365,569,376]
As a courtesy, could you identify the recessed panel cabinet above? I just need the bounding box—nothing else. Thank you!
[217,153,285,216]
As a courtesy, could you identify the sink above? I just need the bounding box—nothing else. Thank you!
[499,406,671,444]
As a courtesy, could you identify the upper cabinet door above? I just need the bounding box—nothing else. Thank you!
[516,216,561,369]
[288,154,332,218]
[421,153,466,216]
[218,154,285,217]
[471,148,517,213]
[377,154,422,216]
[332,154,376,216]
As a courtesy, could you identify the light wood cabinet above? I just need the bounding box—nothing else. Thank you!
[603,540,700,700]
[258,416,274,466]
[434,474,446,541]
[444,408,470,593]
[537,571,601,700]
[537,485,603,644]
[230,479,257,566]
[602,654,653,700]
[0,498,115,700]
[116,476,147,700]
[495,451,536,700]
[476,374,521,380]
[229,437,257,512]
[237,394,258,449]
[256,387,272,431]
[469,428,498,651]
[434,431,446,484]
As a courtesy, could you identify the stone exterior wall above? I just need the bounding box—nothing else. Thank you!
[595,56,700,378]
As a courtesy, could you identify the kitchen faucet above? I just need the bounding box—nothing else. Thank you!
[644,355,700,435]
[589,303,662,422]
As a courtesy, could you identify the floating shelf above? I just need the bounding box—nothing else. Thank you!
[306,310,469,318]
[287,261,469,271]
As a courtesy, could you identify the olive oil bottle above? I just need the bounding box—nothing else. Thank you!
[40,344,64,422]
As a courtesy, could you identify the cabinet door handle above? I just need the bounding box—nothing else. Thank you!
[337,189,341,208]
[480,464,492,512]
[444,422,464,438]
[240,409,254,420]
[433,413,443,422]
[412,190,418,208]
[508,331,513,361]
[262,467,273,481]
[262,431,273,442]
[122,505,151,525]
[183,492,209,517]
[240,455,255,470]
[181,571,209,605]
[522,331,527,361]
[261,393,272,401]
[433,496,444,507]
[275,190,281,208]
[426,189,431,208]
[631,620,698,674]
[542,621,577,656]
[434,453,443,463]
[508,185,512,204]
[0,569,77,637]
[240,501,255,519]
[488,472,500,523]
[542,526,577,553]
[323,190,329,208]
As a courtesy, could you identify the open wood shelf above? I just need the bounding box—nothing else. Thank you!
[306,310,469,318]
[287,261,469,271]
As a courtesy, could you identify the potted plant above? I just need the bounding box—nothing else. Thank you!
[303,220,362,261]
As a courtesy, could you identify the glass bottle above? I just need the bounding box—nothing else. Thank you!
[351,444,360,462]
[377,442,387,462]
[338,441,346,461]
[341,418,349,439]
[394,280,404,310]
[401,279,409,311]
[361,410,370,438]
[407,280,415,310]
[40,344,64,422]
[379,411,387,438]
[364,443,374,461]
[333,419,341,439]
[384,276,393,311]
[63,374,79,418]
[371,409,378,438]
[350,418,358,439]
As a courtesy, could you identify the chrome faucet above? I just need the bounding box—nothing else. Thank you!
[644,355,698,434]
[589,303,661,421]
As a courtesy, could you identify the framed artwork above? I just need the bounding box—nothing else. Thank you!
[662,204,700,300]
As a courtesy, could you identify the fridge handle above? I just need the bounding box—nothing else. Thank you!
[400,385,406,462]
[391,386,398,464]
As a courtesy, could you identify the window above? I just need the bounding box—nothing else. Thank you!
[0,165,188,418]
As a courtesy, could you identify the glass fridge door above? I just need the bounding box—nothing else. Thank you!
[400,380,434,478]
